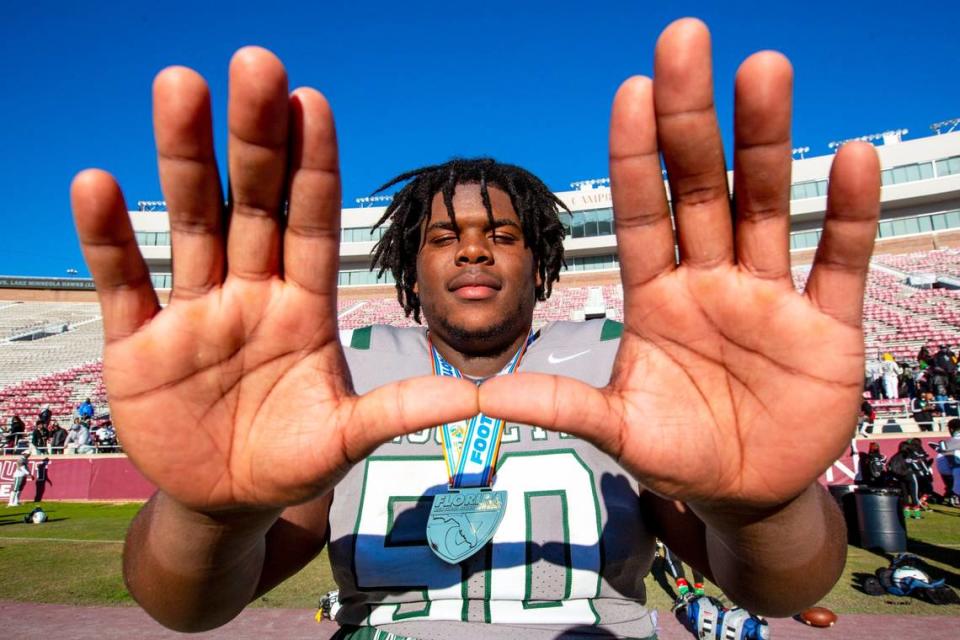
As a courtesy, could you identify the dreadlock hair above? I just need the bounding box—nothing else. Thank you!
[370,158,569,323]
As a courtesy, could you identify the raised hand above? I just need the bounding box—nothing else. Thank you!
[480,19,880,508]
[71,48,477,511]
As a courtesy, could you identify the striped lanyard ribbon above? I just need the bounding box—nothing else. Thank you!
[430,333,533,488]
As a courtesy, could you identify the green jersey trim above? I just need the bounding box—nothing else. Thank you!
[600,320,623,342]
[351,326,373,350]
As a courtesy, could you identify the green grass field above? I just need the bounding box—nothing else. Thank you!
[0,501,957,615]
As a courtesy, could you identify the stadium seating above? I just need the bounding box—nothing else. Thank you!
[8,250,960,438]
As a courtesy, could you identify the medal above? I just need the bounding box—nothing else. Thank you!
[426,334,532,564]
[426,487,507,564]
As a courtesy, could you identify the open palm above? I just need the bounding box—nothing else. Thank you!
[71,49,476,511]
[481,20,880,508]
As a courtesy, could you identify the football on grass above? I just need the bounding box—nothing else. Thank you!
[799,606,837,628]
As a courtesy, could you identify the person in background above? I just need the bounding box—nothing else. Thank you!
[94,421,118,453]
[930,419,960,506]
[47,422,68,454]
[37,405,52,428]
[901,364,918,400]
[858,399,876,437]
[911,392,936,432]
[917,345,933,370]
[865,354,883,400]
[906,438,934,509]
[29,423,47,455]
[64,418,94,455]
[887,441,925,519]
[858,442,887,488]
[880,353,902,400]
[4,415,26,453]
[7,454,32,507]
[76,398,95,423]
[33,458,50,503]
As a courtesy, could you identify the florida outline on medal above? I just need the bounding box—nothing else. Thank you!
[427,488,507,563]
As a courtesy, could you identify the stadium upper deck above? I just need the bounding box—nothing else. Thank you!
[127,128,960,291]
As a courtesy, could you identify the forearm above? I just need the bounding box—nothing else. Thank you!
[691,483,846,617]
[123,491,281,632]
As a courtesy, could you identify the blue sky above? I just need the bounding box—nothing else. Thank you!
[1,1,957,277]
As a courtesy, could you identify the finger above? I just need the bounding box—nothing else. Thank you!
[478,373,622,457]
[71,170,161,343]
[284,88,341,301]
[732,51,794,282]
[342,376,479,463]
[805,142,880,328]
[153,67,225,300]
[654,18,733,269]
[609,76,676,289]
[225,47,289,280]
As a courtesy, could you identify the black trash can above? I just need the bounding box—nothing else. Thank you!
[855,487,906,553]
[828,484,859,546]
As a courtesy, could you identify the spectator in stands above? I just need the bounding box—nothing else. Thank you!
[901,364,919,400]
[37,404,52,428]
[929,362,953,417]
[94,421,118,453]
[76,398,95,423]
[64,418,94,455]
[3,415,25,453]
[29,423,47,455]
[917,345,933,370]
[47,421,68,454]
[865,354,883,400]
[934,344,956,372]
[880,353,902,400]
[857,400,876,436]
[911,392,936,432]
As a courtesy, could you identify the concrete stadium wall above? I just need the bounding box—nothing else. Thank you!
[0,288,101,302]
[0,433,952,502]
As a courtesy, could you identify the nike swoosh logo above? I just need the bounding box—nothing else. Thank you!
[547,350,591,364]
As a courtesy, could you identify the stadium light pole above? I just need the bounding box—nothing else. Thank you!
[930,118,960,135]
[828,128,908,152]
[569,178,610,191]
[354,195,394,207]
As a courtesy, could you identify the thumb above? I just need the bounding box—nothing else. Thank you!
[341,375,479,462]
[479,373,622,457]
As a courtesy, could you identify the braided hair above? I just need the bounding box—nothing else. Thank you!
[370,158,568,323]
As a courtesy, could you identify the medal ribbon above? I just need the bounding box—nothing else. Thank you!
[430,333,533,488]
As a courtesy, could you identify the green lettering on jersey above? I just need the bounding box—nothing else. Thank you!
[600,319,623,342]
[351,326,373,350]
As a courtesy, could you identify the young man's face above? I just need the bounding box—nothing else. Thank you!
[415,183,539,355]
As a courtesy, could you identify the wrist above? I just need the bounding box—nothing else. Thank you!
[688,486,812,535]
[687,485,846,616]
[142,492,283,574]
[691,483,836,574]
